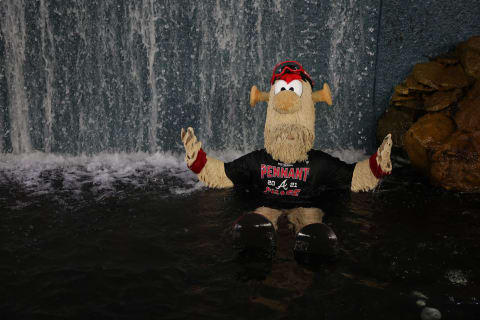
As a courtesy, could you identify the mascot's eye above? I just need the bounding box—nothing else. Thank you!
[274,80,288,95]
[287,80,303,96]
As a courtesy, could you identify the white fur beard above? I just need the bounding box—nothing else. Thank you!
[264,124,314,164]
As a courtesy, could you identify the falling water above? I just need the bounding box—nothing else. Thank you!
[0,0,32,154]
[39,0,55,152]
[0,0,380,155]
[128,0,161,152]
[324,0,379,150]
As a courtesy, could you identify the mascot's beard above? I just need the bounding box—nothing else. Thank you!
[264,124,314,164]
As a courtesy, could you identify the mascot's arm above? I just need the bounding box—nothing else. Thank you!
[181,127,234,188]
[351,134,393,192]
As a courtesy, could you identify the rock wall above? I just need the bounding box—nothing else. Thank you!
[379,36,480,192]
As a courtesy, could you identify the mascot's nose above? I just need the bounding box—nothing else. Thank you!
[273,90,300,114]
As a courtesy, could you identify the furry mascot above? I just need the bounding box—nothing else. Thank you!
[181,61,392,259]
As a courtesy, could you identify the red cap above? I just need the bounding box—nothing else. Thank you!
[270,60,314,88]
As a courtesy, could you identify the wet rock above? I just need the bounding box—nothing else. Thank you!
[393,97,425,110]
[412,291,429,300]
[394,83,410,95]
[416,299,427,307]
[463,78,480,100]
[454,81,480,132]
[406,74,436,92]
[413,61,445,90]
[434,53,459,66]
[404,113,456,173]
[421,307,442,320]
[457,36,480,79]
[412,62,469,91]
[430,131,480,192]
[377,106,418,149]
[423,89,462,112]
[391,91,420,102]
[437,64,470,90]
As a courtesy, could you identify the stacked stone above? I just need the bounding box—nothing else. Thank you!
[377,36,480,192]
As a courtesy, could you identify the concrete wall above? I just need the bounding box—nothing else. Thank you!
[0,0,479,154]
[374,0,480,122]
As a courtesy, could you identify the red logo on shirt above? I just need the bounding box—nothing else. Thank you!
[260,164,309,197]
[260,164,310,181]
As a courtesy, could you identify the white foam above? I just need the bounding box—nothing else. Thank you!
[0,148,364,209]
[0,152,201,205]
[421,307,442,320]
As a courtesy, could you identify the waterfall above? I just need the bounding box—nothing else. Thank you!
[0,28,5,152]
[323,0,379,150]
[0,0,32,154]
[39,0,55,152]
[0,0,383,155]
[128,0,161,152]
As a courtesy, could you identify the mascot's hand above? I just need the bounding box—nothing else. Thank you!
[181,127,202,167]
[376,134,393,175]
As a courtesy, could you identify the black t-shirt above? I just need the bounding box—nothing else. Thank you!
[224,149,355,205]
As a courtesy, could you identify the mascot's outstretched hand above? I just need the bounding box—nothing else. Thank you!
[181,127,202,168]
[351,133,392,192]
[181,127,234,188]
[377,133,393,175]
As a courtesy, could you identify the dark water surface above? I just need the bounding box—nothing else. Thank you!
[1,162,479,319]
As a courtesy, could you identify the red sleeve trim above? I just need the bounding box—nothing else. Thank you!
[369,152,391,179]
[189,148,207,174]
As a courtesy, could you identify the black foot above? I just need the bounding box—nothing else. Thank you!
[294,223,339,264]
[232,213,276,260]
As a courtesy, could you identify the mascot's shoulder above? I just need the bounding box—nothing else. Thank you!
[238,149,335,163]
[232,149,345,166]
[244,149,270,158]
[227,149,268,165]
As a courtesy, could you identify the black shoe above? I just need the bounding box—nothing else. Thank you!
[232,213,276,260]
[294,223,338,264]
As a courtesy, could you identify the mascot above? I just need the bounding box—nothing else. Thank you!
[181,61,392,260]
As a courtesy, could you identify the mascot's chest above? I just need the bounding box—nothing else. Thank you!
[260,160,311,197]
[224,149,354,201]
[225,150,320,201]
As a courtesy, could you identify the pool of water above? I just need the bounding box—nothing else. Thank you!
[1,152,479,319]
